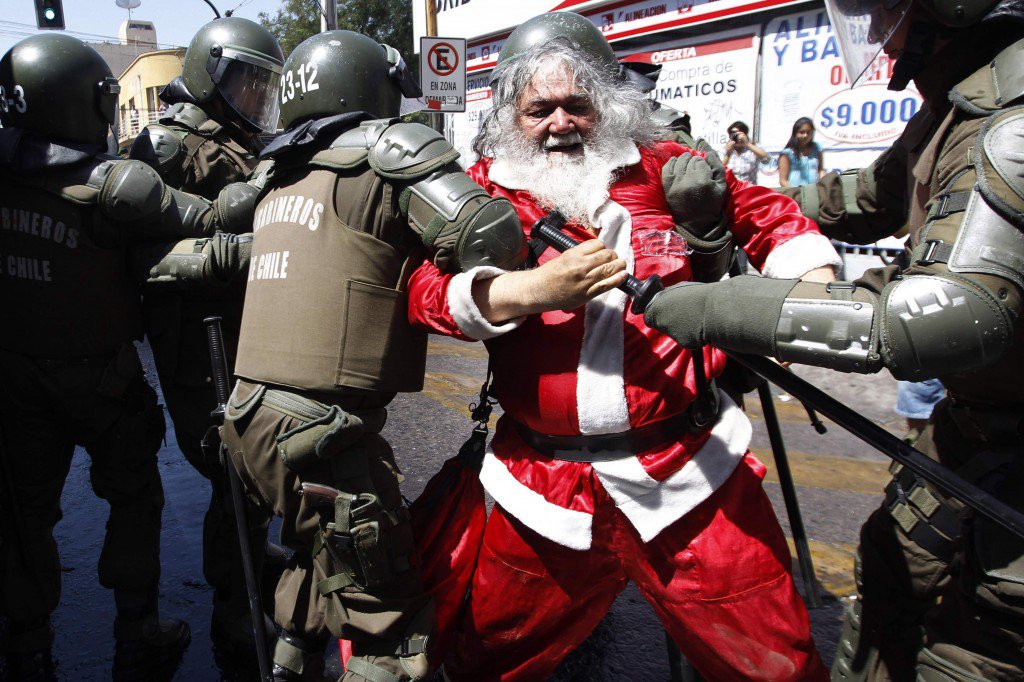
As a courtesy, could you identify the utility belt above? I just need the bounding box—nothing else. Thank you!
[513,399,719,462]
[226,380,387,472]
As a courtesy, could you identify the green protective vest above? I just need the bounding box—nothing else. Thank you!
[234,160,427,394]
[0,171,142,357]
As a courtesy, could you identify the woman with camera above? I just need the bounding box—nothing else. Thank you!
[722,120,769,184]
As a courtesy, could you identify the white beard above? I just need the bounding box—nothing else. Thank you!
[498,129,626,226]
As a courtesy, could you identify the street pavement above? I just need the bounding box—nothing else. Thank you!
[10,336,902,680]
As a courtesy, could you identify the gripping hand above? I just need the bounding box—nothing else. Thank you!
[661,151,727,238]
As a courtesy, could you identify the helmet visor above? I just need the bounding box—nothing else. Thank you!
[824,0,912,86]
[212,48,282,133]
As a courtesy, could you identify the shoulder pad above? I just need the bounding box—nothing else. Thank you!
[952,38,1024,113]
[128,124,185,173]
[161,102,211,132]
[368,121,460,179]
[97,159,166,222]
[977,109,1024,223]
[332,119,393,150]
[306,120,392,170]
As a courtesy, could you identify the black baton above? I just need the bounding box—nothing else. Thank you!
[204,316,274,682]
[531,211,664,314]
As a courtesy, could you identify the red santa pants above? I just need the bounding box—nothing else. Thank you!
[445,454,827,681]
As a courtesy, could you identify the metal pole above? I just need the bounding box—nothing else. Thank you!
[321,0,337,32]
[729,352,1024,541]
[424,0,442,132]
[757,382,823,608]
[425,0,438,37]
[204,317,273,682]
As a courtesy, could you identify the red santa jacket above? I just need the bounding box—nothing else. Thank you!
[407,141,839,550]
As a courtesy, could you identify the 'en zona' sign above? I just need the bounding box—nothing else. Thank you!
[420,37,467,112]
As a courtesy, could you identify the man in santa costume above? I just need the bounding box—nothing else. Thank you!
[407,11,839,680]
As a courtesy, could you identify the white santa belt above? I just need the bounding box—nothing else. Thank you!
[479,391,751,551]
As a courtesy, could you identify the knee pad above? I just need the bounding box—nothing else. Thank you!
[347,605,433,682]
[272,630,325,680]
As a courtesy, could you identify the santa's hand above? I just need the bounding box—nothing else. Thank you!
[662,151,727,238]
[529,239,627,312]
[643,282,709,348]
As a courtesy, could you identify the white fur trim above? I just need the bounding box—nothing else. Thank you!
[576,198,634,435]
[447,266,525,340]
[479,449,594,550]
[761,233,843,279]
[592,391,751,543]
[488,144,642,190]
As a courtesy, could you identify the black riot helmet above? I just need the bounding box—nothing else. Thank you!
[278,30,421,131]
[179,17,284,134]
[0,34,120,145]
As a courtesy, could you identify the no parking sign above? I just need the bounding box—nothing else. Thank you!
[420,37,467,113]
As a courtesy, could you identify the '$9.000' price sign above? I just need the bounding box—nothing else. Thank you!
[815,82,921,145]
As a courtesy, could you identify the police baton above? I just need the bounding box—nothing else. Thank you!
[204,316,273,682]
[530,214,1024,542]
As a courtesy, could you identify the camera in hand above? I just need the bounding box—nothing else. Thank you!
[730,131,741,142]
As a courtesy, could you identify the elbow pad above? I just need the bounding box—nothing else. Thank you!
[403,168,526,273]
[97,160,166,222]
[878,274,1013,380]
[96,159,215,238]
[214,181,260,235]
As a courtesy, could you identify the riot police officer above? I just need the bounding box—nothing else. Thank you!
[128,17,285,652]
[220,30,524,681]
[642,0,1024,677]
[0,33,250,681]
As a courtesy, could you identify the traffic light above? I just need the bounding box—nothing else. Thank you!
[34,0,65,30]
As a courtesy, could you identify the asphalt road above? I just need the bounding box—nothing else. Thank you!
[2,336,902,680]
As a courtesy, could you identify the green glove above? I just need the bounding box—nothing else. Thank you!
[645,276,798,354]
[208,232,253,281]
[661,151,727,238]
[644,282,710,349]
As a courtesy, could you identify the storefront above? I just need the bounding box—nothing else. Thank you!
[415,0,921,185]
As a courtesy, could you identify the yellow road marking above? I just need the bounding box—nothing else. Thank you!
[753,448,890,495]
[787,538,857,597]
[428,339,489,360]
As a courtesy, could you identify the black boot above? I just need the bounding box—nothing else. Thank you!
[112,614,191,682]
[3,617,56,682]
[112,589,190,682]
